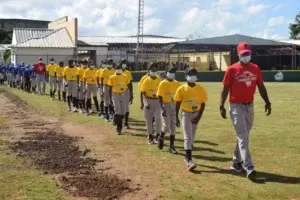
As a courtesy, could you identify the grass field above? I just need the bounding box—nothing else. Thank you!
[1,82,300,200]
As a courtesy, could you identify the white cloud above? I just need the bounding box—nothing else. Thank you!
[245,4,269,15]
[273,5,283,11]
[267,16,288,27]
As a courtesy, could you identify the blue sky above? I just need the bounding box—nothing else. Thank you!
[0,0,299,40]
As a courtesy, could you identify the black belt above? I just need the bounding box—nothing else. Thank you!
[240,102,253,106]
[146,96,158,100]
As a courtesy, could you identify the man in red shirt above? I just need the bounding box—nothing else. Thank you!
[33,57,46,95]
[220,42,271,179]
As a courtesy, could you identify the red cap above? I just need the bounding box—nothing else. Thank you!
[38,57,43,61]
[237,42,252,55]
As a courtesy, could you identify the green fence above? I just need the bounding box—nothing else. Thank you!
[132,71,300,82]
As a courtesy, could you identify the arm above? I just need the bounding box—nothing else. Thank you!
[175,101,181,127]
[109,86,112,103]
[257,83,271,115]
[193,103,206,124]
[142,91,150,108]
[220,85,229,107]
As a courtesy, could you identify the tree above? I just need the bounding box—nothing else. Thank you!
[289,12,300,39]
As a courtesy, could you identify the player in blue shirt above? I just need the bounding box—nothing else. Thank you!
[31,65,37,94]
[24,65,32,93]
[0,65,4,86]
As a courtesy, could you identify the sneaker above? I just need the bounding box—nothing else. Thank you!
[85,112,89,116]
[89,109,93,114]
[101,114,105,119]
[124,124,130,129]
[169,146,178,154]
[246,166,256,179]
[105,118,110,122]
[72,108,78,112]
[230,163,243,173]
[187,160,197,171]
[68,107,72,112]
[79,109,83,114]
[148,139,154,145]
[116,130,121,135]
[157,137,164,150]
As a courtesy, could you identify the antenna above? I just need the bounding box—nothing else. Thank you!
[136,0,144,64]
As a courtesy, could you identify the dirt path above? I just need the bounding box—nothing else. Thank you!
[0,89,160,200]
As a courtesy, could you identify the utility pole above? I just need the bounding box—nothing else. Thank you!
[136,0,144,64]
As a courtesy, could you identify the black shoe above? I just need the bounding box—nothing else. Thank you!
[169,146,178,154]
[158,137,164,150]
[246,166,257,179]
[230,162,243,173]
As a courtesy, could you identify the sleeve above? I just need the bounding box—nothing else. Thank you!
[128,72,133,81]
[174,87,182,102]
[156,82,164,97]
[222,68,232,86]
[63,68,68,76]
[256,67,264,85]
[46,65,49,72]
[107,77,112,86]
[200,87,208,103]
[99,70,104,78]
[140,79,147,92]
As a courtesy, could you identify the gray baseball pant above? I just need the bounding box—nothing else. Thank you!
[36,74,46,94]
[67,80,77,97]
[124,89,130,113]
[112,92,126,115]
[78,81,85,100]
[182,111,199,150]
[144,98,161,136]
[162,102,176,135]
[86,84,97,98]
[229,103,254,169]
[57,77,63,92]
[31,78,36,90]
[103,85,111,107]
[49,76,57,92]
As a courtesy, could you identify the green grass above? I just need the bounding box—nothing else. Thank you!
[0,117,71,200]
[3,82,300,200]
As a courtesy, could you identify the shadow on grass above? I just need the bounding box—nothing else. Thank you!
[175,138,219,146]
[177,152,231,162]
[193,165,300,184]
[174,146,225,154]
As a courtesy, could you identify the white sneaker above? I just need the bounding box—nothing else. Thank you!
[68,107,72,112]
[79,109,83,114]
[187,160,197,171]
[72,108,77,112]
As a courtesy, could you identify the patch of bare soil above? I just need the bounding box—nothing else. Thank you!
[0,89,139,200]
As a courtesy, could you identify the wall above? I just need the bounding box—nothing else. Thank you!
[48,17,78,46]
[12,47,75,65]
[131,71,300,82]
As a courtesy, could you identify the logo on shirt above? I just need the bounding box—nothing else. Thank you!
[236,71,257,87]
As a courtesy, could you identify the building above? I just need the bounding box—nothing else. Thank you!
[10,17,77,65]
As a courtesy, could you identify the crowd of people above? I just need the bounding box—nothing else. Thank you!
[0,41,272,178]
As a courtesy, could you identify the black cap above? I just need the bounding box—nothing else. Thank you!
[185,67,197,75]
[115,64,122,70]
[148,63,157,70]
[68,59,74,65]
[59,61,64,66]
[50,58,54,61]
[167,66,177,73]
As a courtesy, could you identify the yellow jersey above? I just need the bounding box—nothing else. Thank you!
[157,79,181,103]
[100,68,116,85]
[122,70,132,82]
[138,74,160,91]
[46,64,58,77]
[96,69,103,78]
[83,68,97,85]
[63,67,78,81]
[140,76,161,98]
[76,68,85,82]
[174,84,208,112]
[55,66,65,78]
[107,74,130,93]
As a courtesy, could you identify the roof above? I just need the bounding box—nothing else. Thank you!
[78,35,185,46]
[279,40,300,46]
[179,34,290,46]
[12,28,75,48]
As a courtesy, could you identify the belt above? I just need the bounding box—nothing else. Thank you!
[240,102,253,106]
[146,96,158,100]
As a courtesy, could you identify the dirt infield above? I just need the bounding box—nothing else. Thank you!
[0,89,140,200]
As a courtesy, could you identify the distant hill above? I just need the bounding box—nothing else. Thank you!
[0,18,50,43]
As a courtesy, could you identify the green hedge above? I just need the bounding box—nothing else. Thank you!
[131,71,300,82]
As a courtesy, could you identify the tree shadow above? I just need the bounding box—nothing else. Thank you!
[194,165,300,184]
[177,152,231,162]
[174,146,225,154]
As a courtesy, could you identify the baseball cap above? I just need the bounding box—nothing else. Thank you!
[38,57,43,61]
[237,42,252,55]
[184,67,197,75]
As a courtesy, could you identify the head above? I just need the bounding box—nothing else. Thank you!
[38,57,43,63]
[115,65,122,74]
[237,42,252,65]
[59,61,64,67]
[107,59,113,69]
[50,58,54,64]
[185,68,198,84]
[88,59,95,69]
[82,60,88,69]
[121,59,127,70]
[166,67,177,81]
[148,63,158,78]
[68,59,74,68]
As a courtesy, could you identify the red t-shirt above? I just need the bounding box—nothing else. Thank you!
[33,63,46,75]
[222,62,263,103]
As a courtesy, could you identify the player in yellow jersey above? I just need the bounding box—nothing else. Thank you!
[63,60,78,112]
[46,58,58,100]
[174,68,208,171]
[157,67,181,154]
[138,72,149,110]
[96,63,104,117]
[77,60,87,113]
[55,61,65,101]
[107,64,131,135]
[120,59,133,129]
[83,60,100,116]
[140,63,162,144]
[100,59,116,122]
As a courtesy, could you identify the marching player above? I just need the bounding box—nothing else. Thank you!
[121,59,133,129]
[55,61,65,101]
[140,63,162,144]
[83,60,100,116]
[24,65,32,93]
[100,59,116,121]
[107,64,131,134]
[46,58,58,100]
[157,67,181,154]
[31,65,37,94]
[63,59,78,112]
[174,68,207,171]
[0,64,4,85]
[77,60,87,113]
[33,57,46,95]
[96,62,105,117]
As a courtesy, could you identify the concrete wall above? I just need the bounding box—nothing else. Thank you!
[48,16,78,46]
[11,47,75,65]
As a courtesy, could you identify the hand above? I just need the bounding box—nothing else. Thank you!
[176,118,180,127]
[140,104,144,110]
[162,108,166,117]
[192,116,201,124]
[130,96,133,104]
[220,106,227,119]
[265,102,271,116]
[65,83,68,87]
[145,105,150,110]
